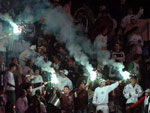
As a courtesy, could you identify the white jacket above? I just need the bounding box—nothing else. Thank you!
[92,82,119,105]
[123,83,143,104]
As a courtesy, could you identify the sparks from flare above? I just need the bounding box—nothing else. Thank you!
[12,23,22,35]
[121,71,130,80]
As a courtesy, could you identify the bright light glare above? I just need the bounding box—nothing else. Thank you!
[90,71,97,81]
[12,24,22,35]
[122,71,130,80]
[51,73,58,84]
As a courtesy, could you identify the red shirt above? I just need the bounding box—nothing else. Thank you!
[74,89,88,110]
[59,93,74,110]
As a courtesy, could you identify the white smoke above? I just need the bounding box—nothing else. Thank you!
[0,0,126,81]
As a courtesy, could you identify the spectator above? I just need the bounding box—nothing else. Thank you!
[62,0,72,15]
[128,27,144,54]
[121,7,144,28]
[57,69,73,91]
[25,84,34,113]
[0,56,6,86]
[23,60,34,77]
[21,75,32,90]
[32,96,47,113]
[94,27,108,51]
[19,45,37,65]
[95,10,112,37]
[128,88,150,113]
[125,44,137,67]
[74,81,88,113]
[92,79,122,113]
[17,89,28,113]
[56,85,74,113]
[52,55,62,73]
[31,68,45,95]
[4,63,17,105]
[127,54,142,81]
[123,76,143,113]
[11,57,23,86]
[35,90,47,106]
[0,38,8,63]
[0,86,7,113]
[111,43,125,63]
[87,84,94,113]
[106,79,122,113]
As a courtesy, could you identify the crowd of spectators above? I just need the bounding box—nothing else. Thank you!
[0,0,150,113]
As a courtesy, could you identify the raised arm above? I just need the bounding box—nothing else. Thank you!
[108,81,121,93]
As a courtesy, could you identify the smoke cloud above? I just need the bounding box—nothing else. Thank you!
[0,0,126,80]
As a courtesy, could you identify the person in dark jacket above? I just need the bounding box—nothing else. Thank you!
[74,81,88,113]
[56,85,74,113]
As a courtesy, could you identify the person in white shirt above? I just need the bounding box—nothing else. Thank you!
[31,68,45,95]
[121,7,144,28]
[111,43,125,63]
[4,63,17,105]
[129,27,144,55]
[123,76,143,113]
[19,45,37,66]
[57,69,73,91]
[128,89,150,113]
[92,79,122,113]
[17,89,28,113]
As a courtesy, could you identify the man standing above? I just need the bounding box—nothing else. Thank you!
[57,69,73,91]
[123,76,143,113]
[74,81,88,113]
[92,79,122,113]
[31,68,45,95]
[4,63,17,105]
[0,56,6,86]
[56,86,74,113]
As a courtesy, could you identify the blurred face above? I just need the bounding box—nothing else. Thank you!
[61,73,66,78]
[12,58,18,64]
[34,70,39,75]
[79,83,85,89]
[131,78,137,86]
[64,87,69,94]
[59,47,66,54]
[106,79,110,85]
[145,92,149,97]
[28,86,33,93]
[100,82,106,87]
[53,56,59,63]
[68,61,73,67]
[131,46,137,53]
[12,66,16,72]
[25,76,31,82]
[114,44,121,52]
[30,61,34,67]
